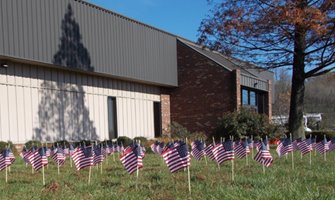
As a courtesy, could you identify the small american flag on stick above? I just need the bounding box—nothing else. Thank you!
[315,137,329,154]
[276,138,293,157]
[254,140,273,167]
[191,140,205,160]
[234,140,250,159]
[72,146,94,171]
[297,138,313,155]
[28,147,48,171]
[162,141,190,173]
[120,144,143,174]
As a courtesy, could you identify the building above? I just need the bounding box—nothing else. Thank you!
[0,0,273,144]
[170,40,273,134]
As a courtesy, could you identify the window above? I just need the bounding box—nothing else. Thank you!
[107,97,118,139]
[250,91,256,106]
[242,89,249,105]
[241,87,259,112]
[153,102,162,138]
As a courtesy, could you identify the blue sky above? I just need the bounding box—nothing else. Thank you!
[88,0,211,42]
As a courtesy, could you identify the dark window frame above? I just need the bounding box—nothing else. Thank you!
[107,96,118,139]
[241,86,266,114]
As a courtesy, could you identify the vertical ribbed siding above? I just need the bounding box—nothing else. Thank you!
[240,75,269,91]
[0,61,160,143]
[0,0,177,86]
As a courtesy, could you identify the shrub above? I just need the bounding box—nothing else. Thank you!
[133,137,147,144]
[0,141,18,156]
[307,131,335,141]
[213,108,279,140]
[117,136,132,146]
[170,122,191,139]
[25,140,42,149]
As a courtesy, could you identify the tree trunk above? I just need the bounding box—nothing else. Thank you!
[289,1,307,140]
[289,71,305,140]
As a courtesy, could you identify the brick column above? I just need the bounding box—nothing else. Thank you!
[267,80,272,119]
[234,69,241,111]
[160,93,171,136]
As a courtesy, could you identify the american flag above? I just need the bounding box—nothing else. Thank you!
[51,147,66,166]
[162,142,190,173]
[151,141,163,154]
[204,143,215,160]
[0,152,5,171]
[120,144,143,174]
[276,138,293,157]
[118,143,125,153]
[45,146,51,157]
[212,143,226,164]
[234,140,250,159]
[328,138,335,152]
[254,139,261,151]
[93,144,105,165]
[28,147,48,171]
[254,140,273,167]
[247,138,254,149]
[222,140,235,162]
[292,139,300,151]
[315,138,329,154]
[105,142,113,155]
[140,144,146,158]
[1,148,15,169]
[311,137,317,149]
[191,140,205,160]
[20,146,30,164]
[297,138,313,155]
[72,146,94,170]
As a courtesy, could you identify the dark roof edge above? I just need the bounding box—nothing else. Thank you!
[0,55,178,88]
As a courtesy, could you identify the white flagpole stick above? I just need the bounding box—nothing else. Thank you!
[246,153,249,166]
[70,155,72,167]
[212,137,220,170]
[136,140,141,191]
[263,160,265,174]
[42,144,45,186]
[251,135,254,159]
[309,134,313,166]
[88,166,92,184]
[186,138,191,195]
[231,136,234,182]
[201,139,208,166]
[42,165,45,185]
[105,141,109,165]
[324,135,327,161]
[46,143,48,169]
[315,136,317,156]
[5,165,8,183]
[290,134,294,170]
[58,159,60,175]
[5,145,8,183]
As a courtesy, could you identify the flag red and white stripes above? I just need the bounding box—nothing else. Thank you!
[162,142,190,173]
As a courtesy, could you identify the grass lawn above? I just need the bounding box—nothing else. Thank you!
[0,150,335,200]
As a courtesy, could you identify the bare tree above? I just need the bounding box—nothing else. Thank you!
[198,0,335,139]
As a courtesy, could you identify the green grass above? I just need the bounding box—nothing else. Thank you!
[1,150,335,200]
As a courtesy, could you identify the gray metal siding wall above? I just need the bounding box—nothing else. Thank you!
[0,0,178,86]
[241,75,268,91]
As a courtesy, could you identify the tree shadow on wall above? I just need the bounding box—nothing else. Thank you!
[34,4,97,142]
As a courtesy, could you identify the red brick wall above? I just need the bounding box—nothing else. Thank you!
[170,42,236,135]
[160,92,171,136]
